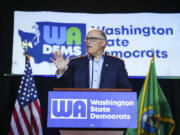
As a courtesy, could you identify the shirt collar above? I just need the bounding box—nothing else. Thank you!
[88,52,105,61]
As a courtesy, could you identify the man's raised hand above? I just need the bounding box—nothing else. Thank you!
[50,51,70,74]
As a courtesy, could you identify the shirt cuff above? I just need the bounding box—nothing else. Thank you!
[56,66,68,79]
[56,72,64,79]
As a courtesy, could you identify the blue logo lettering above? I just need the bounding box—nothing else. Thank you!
[51,99,87,119]
[18,22,86,63]
[43,25,66,45]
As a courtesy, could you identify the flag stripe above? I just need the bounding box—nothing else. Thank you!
[13,107,24,135]
[10,126,15,135]
[23,105,31,125]
[15,101,29,135]
[32,101,43,135]
[10,115,19,135]
[32,113,39,135]
[32,126,36,135]
[34,100,43,126]
[20,107,31,134]
[28,104,36,135]
[29,103,39,135]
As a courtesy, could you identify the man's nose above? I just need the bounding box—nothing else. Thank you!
[86,40,92,45]
[86,40,91,44]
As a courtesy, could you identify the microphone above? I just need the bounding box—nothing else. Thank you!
[91,56,94,88]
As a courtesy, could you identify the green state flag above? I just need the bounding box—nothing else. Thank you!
[126,57,175,135]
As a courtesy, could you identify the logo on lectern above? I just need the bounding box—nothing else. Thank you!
[51,99,87,119]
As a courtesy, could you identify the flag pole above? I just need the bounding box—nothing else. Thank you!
[9,40,43,135]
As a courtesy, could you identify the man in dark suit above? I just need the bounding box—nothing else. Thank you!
[50,28,131,135]
[50,28,132,89]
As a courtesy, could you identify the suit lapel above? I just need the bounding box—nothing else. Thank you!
[100,54,109,88]
[83,56,89,88]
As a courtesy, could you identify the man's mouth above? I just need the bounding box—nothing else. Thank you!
[86,46,92,49]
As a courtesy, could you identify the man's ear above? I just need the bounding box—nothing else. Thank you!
[101,40,106,47]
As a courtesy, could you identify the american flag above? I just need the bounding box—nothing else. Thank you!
[9,56,43,135]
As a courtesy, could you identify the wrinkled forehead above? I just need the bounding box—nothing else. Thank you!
[87,29,101,37]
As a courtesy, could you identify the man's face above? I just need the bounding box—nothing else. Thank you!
[85,30,106,57]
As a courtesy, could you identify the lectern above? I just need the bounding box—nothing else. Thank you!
[47,88,137,135]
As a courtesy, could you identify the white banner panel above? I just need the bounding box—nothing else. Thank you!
[12,11,180,77]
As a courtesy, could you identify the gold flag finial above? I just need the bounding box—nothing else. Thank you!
[21,40,33,54]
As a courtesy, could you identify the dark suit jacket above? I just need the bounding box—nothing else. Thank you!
[58,53,132,89]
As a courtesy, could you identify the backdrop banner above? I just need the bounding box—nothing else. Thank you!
[12,11,180,77]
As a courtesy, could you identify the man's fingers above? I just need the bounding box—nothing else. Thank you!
[54,50,64,60]
[51,52,69,68]
[65,56,70,64]
[59,50,63,58]
[50,57,56,64]
[54,51,59,59]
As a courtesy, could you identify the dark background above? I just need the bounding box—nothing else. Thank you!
[0,0,180,134]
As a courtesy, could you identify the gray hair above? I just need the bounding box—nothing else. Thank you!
[88,28,107,42]
[99,30,107,42]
